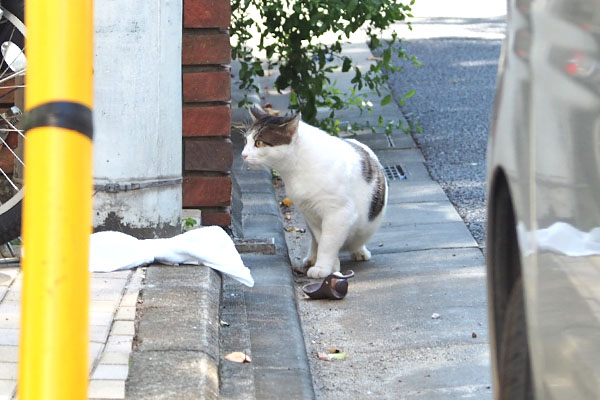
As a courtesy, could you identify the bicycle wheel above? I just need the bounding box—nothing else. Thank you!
[0,0,25,245]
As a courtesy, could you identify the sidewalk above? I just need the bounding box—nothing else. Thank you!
[0,31,490,399]
[228,33,492,399]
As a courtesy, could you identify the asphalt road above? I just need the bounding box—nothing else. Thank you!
[384,2,506,248]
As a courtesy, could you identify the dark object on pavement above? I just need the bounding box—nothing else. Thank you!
[302,271,355,300]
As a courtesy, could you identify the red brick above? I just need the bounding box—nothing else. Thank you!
[183,71,230,103]
[183,175,231,207]
[201,210,231,227]
[184,0,230,29]
[183,32,231,65]
[184,139,233,172]
[183,105,231,137]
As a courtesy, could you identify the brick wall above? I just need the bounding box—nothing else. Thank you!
[182,0,233,227]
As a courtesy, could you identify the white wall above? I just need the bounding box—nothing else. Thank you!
[93,0,182,237]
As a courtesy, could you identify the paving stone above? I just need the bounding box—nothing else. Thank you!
[0,346,17,363]
[0,363,16,380]
[111,320,135,336]
[0,379,15,399]
[114,306,136,321]
[90,300,120,314]
[119,290,140,308]
[0,290,18,303]
[88,379,125,399]
[104,335,133,354]
[0,268,19,286]
[92,364,130,380]
[89,342,104,368]
[100,351,130,366]
[0,329,18,346]
[90,311,114,328]
[92,270,132,280]
[90,324,112,344]
[0,311,19,329]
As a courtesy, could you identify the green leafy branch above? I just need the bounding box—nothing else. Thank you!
[231,0,421,135]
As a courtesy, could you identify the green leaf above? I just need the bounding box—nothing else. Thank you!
[381,94,392,106]
[403,89,416,99]
[383,48,391,65]
[342,57,352,72]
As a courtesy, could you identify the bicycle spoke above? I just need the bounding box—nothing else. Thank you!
[0,166,18,191]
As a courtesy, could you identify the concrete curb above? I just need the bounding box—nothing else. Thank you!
[126,266,222,399]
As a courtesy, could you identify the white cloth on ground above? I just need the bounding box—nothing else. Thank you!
[89,226,254,287]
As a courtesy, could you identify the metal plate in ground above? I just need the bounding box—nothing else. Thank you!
[383,165,407,181]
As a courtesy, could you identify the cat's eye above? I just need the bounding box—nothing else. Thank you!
[255,140,265,148]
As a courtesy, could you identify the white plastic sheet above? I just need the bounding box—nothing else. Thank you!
[89,226,254,287]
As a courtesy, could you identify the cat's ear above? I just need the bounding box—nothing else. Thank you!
[284,113,301,136]
[250,106,268,121]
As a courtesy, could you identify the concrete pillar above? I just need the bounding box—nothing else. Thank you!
[93,0,182,237]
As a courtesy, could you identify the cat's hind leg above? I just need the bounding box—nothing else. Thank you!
[350,245,371,261]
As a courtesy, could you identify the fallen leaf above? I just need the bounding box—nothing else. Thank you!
[225,352,252,363]
[318,348,347,361]
[285,227,296,232]
[281,197,292,207]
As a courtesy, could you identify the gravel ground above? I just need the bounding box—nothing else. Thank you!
[383,15,506,248]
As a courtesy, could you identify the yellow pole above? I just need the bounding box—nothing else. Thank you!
[19,0,94,398]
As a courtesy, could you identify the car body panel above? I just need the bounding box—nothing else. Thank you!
[488,0,600,398]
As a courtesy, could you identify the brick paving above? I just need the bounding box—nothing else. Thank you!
[0,264,144,400]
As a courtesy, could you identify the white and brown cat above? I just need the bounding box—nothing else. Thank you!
[241,107,388,278]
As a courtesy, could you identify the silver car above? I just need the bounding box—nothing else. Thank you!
[487,0,600,399]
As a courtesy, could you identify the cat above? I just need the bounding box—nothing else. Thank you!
[241,107,388,279]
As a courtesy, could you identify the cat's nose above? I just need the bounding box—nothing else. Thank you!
[241,153,248,160]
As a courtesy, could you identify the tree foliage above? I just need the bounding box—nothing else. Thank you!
[231,0,420,134]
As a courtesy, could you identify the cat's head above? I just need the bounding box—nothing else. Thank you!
[241,107,301,168]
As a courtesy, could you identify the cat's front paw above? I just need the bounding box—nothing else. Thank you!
[302,255,316,268]
[307,265,334,279]
[351,246,371,261]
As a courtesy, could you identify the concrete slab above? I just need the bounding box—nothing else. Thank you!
[377,148,425,164]
[348,133,392,150]
[241,254,295,287]
[398,161,435,183]
[253,368,316,400]
[368,222,478,254]
[126,351,218,400]
[383,202,463,226]
[387,181,449,204]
